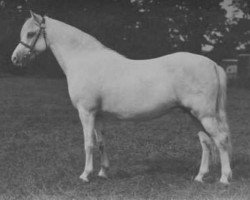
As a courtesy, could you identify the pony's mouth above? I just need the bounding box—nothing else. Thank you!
[14,53,36,67]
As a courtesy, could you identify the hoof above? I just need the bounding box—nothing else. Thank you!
[219,178,230,185]
[194,175,203,183]
[219,173,232,185]
[80,174,90,183]
[98,168,108,179]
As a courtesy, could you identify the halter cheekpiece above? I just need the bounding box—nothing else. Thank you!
[19,17,47,55]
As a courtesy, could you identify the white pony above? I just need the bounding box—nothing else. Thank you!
[12,11,232,184]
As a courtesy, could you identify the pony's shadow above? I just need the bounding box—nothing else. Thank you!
[113,154,250,182]
[113,156,205,181]
[231,155,250,180]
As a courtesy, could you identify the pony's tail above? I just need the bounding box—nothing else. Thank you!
[212,65,232,160]
[216,66,228,126]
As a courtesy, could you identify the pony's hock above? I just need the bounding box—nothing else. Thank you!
[12,11,232,184]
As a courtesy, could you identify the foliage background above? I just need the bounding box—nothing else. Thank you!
[0,0,250,77]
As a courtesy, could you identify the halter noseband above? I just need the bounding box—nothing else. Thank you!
[19,17,47,55]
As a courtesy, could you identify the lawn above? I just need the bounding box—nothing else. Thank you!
[0,77,250,200]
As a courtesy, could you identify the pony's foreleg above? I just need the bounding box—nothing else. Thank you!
[94,128,109,179]
[195,131,212,182]
[78,108,95,182]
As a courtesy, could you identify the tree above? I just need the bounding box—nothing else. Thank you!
[229,0,250,53]
[232,0,250,19]
[130,0,227,55]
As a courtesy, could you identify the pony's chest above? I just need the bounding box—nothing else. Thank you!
[67,79,100,109]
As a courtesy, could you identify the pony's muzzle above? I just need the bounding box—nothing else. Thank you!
[11,46,23,66]
[11,55,18,65]
[11,46,31,67]
[11,53,24,67]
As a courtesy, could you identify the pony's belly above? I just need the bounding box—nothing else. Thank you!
[100,101,177,121]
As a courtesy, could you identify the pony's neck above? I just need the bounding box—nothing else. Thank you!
[45,17,105,74]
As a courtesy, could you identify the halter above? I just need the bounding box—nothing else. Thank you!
[19,17,47,55]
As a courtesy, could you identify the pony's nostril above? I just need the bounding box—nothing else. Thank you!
[11,56,18,64]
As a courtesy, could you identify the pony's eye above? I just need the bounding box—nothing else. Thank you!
[27,32,36,38]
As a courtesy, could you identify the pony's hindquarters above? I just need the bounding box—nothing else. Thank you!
[203,65,232,184]
[188,64,232,184]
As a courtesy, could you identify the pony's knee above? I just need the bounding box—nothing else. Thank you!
[85,142,94,152]
[198,132,212,155]
[201,117,217,135]
[201,117,230,144]
[213,132,231,152]
[198,131,212,146]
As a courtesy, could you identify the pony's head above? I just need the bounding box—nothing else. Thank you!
[11,11,47,66]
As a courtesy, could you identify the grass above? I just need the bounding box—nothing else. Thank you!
[0,77,250,200]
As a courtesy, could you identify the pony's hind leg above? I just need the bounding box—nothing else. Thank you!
[201,117,232,184]
[94,126,109,179]
[195,131,212,182]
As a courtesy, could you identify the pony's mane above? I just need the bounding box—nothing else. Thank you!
[48,17,106,51]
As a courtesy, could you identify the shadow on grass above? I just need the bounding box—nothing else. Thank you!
[232,155,250,180]
[112,153,250,184]
[112,156,202,181]
[137,154,250,183]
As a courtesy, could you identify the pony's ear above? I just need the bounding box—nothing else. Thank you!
[30,10,42,24]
